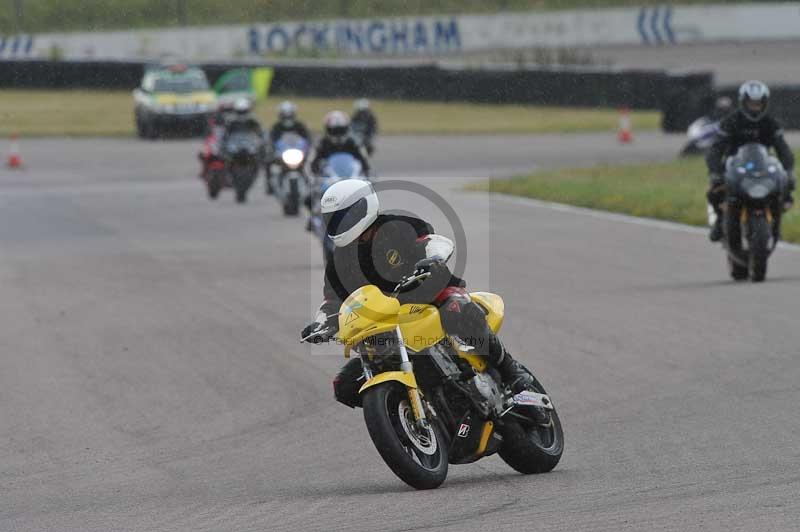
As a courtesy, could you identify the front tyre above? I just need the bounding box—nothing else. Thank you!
[727,255,748,281]
[499,378,563,474]
[362,382,448,490]
[283,177,300,215]
[747,214,770,282]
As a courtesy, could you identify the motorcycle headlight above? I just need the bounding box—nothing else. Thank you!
[282,148,305,169]
[743,179,776,200]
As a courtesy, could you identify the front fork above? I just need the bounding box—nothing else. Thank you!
[395,326,428,426]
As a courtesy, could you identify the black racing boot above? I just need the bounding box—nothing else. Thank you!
[495,350,551,424]
[495,349,535,394]
[709,217,724,242]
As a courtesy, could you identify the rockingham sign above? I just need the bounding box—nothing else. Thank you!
[2,3,800,60]
[247,17,461,55]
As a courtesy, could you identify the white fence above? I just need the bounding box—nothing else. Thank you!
[2,3,800,60]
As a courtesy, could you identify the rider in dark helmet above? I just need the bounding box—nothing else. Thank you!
[300,179,535,409]
[351,98,378,156]
[706,80,795,242]
[310,111,370,177]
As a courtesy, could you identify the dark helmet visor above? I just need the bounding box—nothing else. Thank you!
[323,197,368,238]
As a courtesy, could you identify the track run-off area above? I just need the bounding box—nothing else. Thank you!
[1,132,799,531]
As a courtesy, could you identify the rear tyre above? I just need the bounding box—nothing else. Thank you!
[498,378,563,475]
[362,382,448,490]
[747,215,770,282]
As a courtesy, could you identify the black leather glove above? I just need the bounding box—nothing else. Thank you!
[413,257,447,277]
[301,315,338,344]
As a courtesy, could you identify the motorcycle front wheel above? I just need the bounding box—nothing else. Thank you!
[747,214,771,282]
[207,169,223,200]
[362,382,448,490]
[283,177,300,215]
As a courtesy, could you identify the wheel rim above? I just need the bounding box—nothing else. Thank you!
[526,414,559,452]
[397,401,437,456]
[384,387,442,470]
[521,383,561,453]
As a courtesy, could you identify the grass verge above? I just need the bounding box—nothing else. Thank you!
[0,1,756,33]
[474,155,800,243]
[0,90,660,138]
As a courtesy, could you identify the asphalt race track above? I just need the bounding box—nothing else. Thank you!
[2,133,799,531]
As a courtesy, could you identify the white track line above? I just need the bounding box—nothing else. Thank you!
[493,193,800,253]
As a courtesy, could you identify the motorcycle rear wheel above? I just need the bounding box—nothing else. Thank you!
[362,382,448,490]
[498,377,563,474]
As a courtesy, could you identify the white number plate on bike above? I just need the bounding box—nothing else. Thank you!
[513,391,554,410]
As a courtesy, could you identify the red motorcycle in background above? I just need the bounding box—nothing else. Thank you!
[198,115,229,199]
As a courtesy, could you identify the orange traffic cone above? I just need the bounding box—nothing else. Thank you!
[617,108,633,144]
[7,133,22,168]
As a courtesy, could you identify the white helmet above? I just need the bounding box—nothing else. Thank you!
[738,80,770,122]
[320,179,379,247]
[278,100,297,124]
[323,110,350,145]
[233,97,252,115]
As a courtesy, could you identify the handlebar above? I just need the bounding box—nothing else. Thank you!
[392,271,432,296]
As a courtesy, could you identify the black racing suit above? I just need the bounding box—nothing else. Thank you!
[316,214,511,408]
[310,136,370,177]
[351,109,378,155]
[221,116,266,162]
[706,110,795,212]
[224,115,264,138]
[269,120,312,145]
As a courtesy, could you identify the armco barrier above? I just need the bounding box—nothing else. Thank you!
[0,60,715,127]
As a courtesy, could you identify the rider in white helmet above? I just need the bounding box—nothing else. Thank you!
[706,80,795,241]
[310,111,370,176]
[222,97,264,145]
[301,179,537,410]
[269,100,311,144]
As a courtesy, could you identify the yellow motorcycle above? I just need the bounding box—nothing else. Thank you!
[308,272,563,489]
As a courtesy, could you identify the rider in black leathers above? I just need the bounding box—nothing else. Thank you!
[269,100,312,144]
[223,98,265,140]
[310,111,370,176]
[300,179,535,409]
[706,80,795,241]
[351,99,378,156]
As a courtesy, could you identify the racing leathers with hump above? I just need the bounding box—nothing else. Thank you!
[310,111,370,177]
[300,179,534,409]
[706,80,795,242]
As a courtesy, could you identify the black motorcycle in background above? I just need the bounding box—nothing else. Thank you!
[223,130,262,203]
[720,143,789,282]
